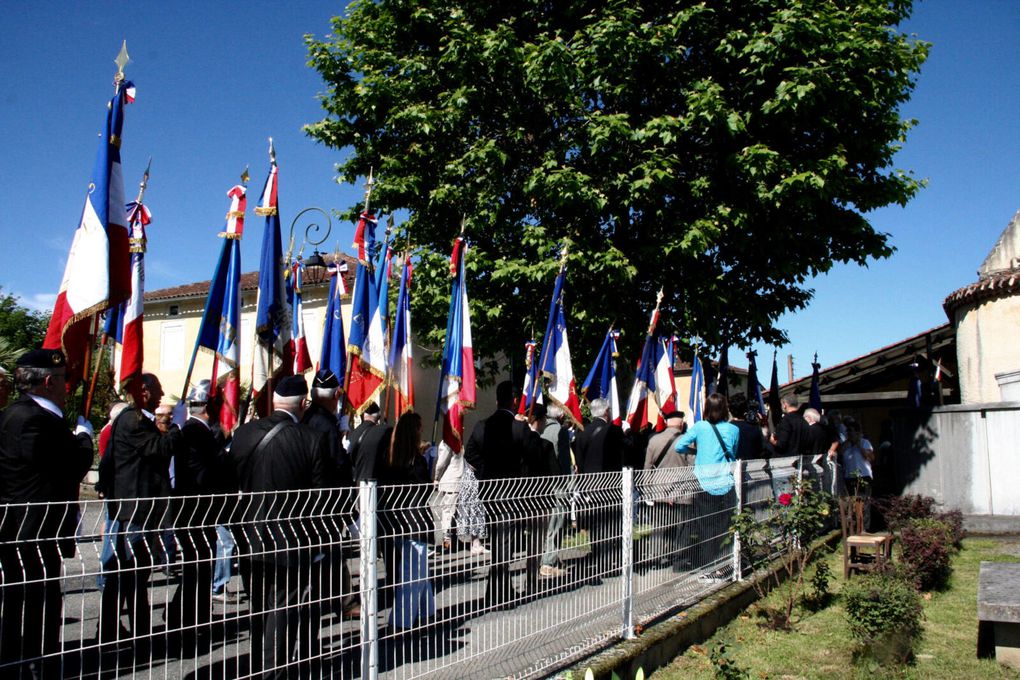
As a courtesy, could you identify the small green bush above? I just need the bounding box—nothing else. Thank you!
[935,509,965,547]
[881,494,937,531]
[843,574,923,664]
[900,517,954,591]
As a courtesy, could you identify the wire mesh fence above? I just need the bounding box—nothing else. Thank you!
[0,457,828,679]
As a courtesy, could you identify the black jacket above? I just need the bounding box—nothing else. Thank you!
[176,417,228,527]
[302,402,352,487]
[107,407,183,528]
[351,421,392,483]
[775,411,811,457]
[229,411,328,564]
[0,395,93,555]
[572,417,626,474]
[464,409,528,480]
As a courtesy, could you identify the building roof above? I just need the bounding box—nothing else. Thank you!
[144,252,358,302]
[944,208,1020,318]
[781,322,955,401]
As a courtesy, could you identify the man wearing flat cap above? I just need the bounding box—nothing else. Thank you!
[302,370,359,619]
[229,374,329,678]
[0,349,94,676]
[166,379,228,648]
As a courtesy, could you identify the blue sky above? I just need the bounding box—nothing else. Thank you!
[1,1,1017,378]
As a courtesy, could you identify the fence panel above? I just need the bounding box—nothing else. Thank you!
[0,459,830,679]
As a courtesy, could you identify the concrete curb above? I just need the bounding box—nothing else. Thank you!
[561,530,842,680]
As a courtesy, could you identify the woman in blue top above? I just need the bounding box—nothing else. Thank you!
[675,393,740,495]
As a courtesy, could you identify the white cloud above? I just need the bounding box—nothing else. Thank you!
[13,292,57,313]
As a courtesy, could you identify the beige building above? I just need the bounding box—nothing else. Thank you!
[944,209,1020,403]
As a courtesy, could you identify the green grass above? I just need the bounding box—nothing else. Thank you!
[652,537,1020,680]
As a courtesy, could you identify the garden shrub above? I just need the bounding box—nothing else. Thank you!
[881,494,937,531]
[899,517,954,591]
[843,574,923,664]
[935,509,965,547]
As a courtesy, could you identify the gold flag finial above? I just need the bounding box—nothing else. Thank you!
[114,41,130,88]
[240,165,250,185]
[135,157,152,204]
[268,137,277,165]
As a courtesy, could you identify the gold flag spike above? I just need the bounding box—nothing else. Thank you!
[241,165,250,185]
[114,41,130,77]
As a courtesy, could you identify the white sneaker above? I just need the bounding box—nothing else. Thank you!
[540,564,568,578]
[470,543,491,556]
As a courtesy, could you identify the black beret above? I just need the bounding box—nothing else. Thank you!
[662,410,685,421]
[363,401,380,416]
[16,349,66,369]
[274,375,308,398]
[312,369,340,389]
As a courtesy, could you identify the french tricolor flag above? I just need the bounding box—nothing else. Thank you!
[517,340,542,416]
[582,328,621,425]
[654,335,679,430]
[346,212,387,413]
[388,255,414,415]
[624,298,663,431]
[436,238,475,452]
[287,262,312,374]
[45,82,135,390]
[539,264,582,426]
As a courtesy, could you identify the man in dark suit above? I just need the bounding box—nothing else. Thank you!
[99,373,186,650]
[166,379,226,649]
[771,394,810,458]
[464,380,529,607]
[229,375,328,679]
[572,398,626,575]
[302,369,359,619]
[0,349,94,678]
[349,402,387,483]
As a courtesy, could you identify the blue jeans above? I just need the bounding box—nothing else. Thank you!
[212,525,235,593]
[96,506,119,589]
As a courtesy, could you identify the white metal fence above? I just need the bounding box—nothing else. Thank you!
[0,456,832,679]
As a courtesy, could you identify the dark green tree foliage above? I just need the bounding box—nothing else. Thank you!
[306,0,927,372]
[0,288,50,360]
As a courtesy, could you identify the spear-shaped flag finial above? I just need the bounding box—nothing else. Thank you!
[114,41,130,86]
[268,137,276,166]
[240,165,250,186]
[363,168,376,214]
[135,157,152,204]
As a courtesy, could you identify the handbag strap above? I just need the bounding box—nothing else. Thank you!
[709,423,734,462]
[652,431,683,469]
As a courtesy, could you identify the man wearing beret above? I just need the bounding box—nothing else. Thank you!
[166,379,228,649]
[98,373,187,652]
[0,349,94,677]
[229,374,329,678]
[302,370,359,619]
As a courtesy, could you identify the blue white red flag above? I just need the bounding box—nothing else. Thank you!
[654,335,679,429]
[45,80,136,391]
[711,345,730,397]
[252,151,293,415]
[436,238,476,452]
[318,257,348,382]
[286,261,312,374]
[689,350,705,423]
[768,352,782,427]
[103,181,150,405]
[194,182,245,432]
[388,255,414,415]
[743,352,766,420]
[624,296,663,431]
[538,264,582,426]
[375,236,392,326]
[582,328,622,425]
[346,213,387,413]
[517,340,542,416]
[809,356,822,411]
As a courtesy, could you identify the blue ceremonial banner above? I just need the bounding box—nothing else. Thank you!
[768,352,782,427]
[319,260,347,382]
[582,329,617,401]
[745,351,766,419]
[809,358,822,410]
[689,352,704,423]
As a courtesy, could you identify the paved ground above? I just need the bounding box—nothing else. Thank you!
[50,501,732,679]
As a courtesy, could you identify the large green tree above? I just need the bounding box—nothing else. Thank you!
[306,0,927,373]
[0,288,50,363]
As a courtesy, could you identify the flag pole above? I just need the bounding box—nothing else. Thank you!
[184,166,248,402]
[531,244,568,418]
[430,217,466,445]
[341,170,377,420]
[78,42,132,416]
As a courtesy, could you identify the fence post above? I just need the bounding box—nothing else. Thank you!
[359,480,379,680]
[621,467,635,640]
[732,459,744,582]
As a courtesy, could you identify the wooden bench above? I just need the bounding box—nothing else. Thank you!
[978,561,1020,669]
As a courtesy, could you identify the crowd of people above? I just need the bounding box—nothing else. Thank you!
[0,350,875,677]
